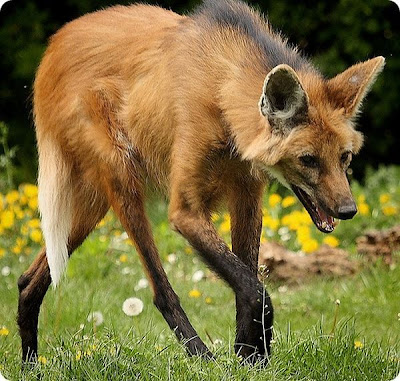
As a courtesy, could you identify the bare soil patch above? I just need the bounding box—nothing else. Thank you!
[258,225,400,283]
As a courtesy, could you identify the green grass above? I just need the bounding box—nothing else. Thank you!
[1,166,400,379]
[1,228,399,380]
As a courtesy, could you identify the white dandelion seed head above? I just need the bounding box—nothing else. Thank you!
[134,278,148,291]
[87,311,104,326]
[121,267,132,275]
[191,270,205,283]
[167,253,177,264]
[278,227,289,235]
[1,266,11,277]
[122,297,144,316]
[278,285,288,293]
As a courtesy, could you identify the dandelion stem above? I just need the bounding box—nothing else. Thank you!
[329,299,340,337]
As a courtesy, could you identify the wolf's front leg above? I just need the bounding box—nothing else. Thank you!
[169,197,273,364]
[228,180,274,362]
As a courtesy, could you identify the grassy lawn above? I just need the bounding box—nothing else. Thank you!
[1,167,400,380]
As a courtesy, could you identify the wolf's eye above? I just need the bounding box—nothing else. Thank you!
[299,155,319,168]
[341,151,352,164]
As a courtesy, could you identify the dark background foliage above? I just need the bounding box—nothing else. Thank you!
[0,0,399,183]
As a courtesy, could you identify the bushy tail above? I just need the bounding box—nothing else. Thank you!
[38,138,72,287]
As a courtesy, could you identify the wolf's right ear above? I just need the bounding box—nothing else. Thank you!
[328,56,385,118]
[259,64,309,134]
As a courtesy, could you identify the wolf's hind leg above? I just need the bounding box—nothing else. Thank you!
[17,180,109,363]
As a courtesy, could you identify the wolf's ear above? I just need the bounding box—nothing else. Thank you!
[328,56,385,118]
[259,64,309,134]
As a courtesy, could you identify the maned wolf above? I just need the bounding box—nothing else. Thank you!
[18,0,384,364]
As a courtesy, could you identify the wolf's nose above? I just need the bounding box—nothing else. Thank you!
[337,200,357,220]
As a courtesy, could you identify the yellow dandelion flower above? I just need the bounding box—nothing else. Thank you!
[262,215,279,231]
[281,214,291,226]
[119,254,128,263]
[282,210,312,230]
[219,214,231,233]
[97,218,106,228]
[296,226,311,244]
[28,197,38,210]
[28,219,41,229]
[379,193,391,204]
[302,239,319,253]
[16,237,27,247]
[323,236,340,248]
[76,350,82,361]
[0,248,5,258]
[5,190,19,204]
[299,211,312,225]
[189,289,202,298]
[30,229,43,243]
[0,195,4,211]
[12,246,22,255]
[1,210,14,229]
[205,297,213,304]
[0,327,9,336]
[14,206,24,219]
[282,196,296,208]
[184,246,193,254]
[358,202,370,216]
[382,205,397,216]
[23,184,38,198]
[38,355,47,365]
[354,340,363,349]
[268,193,282,208]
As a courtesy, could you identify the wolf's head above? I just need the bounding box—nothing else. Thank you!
[252,57,385,232]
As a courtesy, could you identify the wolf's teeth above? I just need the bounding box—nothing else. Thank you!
[321,221,327,229]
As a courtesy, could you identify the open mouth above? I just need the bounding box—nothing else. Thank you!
[291,185,335,233]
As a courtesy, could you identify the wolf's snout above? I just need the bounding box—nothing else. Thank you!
[337,199,357,220]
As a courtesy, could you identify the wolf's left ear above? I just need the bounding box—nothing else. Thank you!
[259,64,309,134]
[328,56,385,118]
